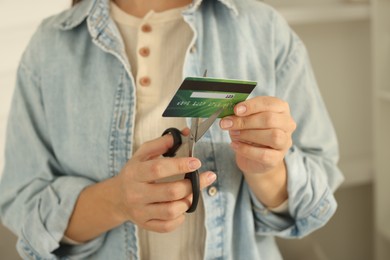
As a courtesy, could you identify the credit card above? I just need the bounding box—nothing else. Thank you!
[162,77,257,118]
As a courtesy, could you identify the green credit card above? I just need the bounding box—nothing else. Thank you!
[162,77,257,118]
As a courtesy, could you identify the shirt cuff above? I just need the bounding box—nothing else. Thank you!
[61,235,83,246]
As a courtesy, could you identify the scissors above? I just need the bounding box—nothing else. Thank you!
[162,107,223,213]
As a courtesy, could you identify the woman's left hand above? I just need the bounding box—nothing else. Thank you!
[220,96,296,175]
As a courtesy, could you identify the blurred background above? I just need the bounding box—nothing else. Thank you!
[0,0,389,259]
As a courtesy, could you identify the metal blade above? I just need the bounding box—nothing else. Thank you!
[191,117,199,138]
[188,117,199,157]
[195,108,224,142]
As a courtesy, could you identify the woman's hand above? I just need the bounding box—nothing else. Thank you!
[219,96,296,207]
[220,96,296,175]
[114,133,216,233]
[65,132,216,243]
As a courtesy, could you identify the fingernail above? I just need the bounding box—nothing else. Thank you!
[189,159,201,170]
[208,172,217,183]
[221,118,233,129]
[236,105,246,115]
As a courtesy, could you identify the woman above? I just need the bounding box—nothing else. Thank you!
[0,0,343,259]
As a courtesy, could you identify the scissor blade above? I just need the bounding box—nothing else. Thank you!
[195,108,224,142]
[191,117,199,138]
[188,117,199,157]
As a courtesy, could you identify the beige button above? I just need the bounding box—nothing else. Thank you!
[139,47,150,57]
[141,24,152,33]
[139,77,151,87]
[208,186,218,197]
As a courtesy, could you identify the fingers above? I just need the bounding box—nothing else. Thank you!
[144,214,186,233]
[234,96,290,116]
[230,141,284,169]
[132,200,188,233]
[148,200,191,221]
[134,134,175,161]
[131,171,216,233]
[221,112,295,132]
[133,157,202,182]
[199,171,217,189]
[230,128,292,150]
[219,96,296,175]
[220,96,296,132]
[119,128,217,233]
[142,171,217,203]
[135,128,191,161]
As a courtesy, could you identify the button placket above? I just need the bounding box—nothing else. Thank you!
[137,22,153,89]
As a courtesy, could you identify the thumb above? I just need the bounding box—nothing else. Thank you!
[134,134,174,161]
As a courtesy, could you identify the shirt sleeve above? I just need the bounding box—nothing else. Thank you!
[0,25,105,259]
[249,11,344,238]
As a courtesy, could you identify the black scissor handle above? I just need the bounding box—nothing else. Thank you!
[162,128,182,157]
[162,128,200,213]
[185,170,200,213]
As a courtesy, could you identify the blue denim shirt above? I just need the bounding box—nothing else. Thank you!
[0,0,344,259]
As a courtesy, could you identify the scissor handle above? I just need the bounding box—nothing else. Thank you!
[185,170,200,213]
[162,128,182,157]
[162,128,200,213]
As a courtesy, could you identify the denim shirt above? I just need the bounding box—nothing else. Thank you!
[0,0,344,259]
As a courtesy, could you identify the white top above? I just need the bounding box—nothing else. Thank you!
[110,2,206,260]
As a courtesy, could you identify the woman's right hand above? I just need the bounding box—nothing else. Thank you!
[114,133,216,233]
[64,133,216,243]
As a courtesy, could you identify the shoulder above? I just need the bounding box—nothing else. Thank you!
[239,1,304,61]
[19,0,96,76]
[210,0,296,44]
[38,0,95,34]
[225,0,303,53]
[234,0,285,25]
[238,0,277,16]
[239,0,294,39]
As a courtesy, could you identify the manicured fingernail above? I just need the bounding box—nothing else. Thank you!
[236,105,246,115]
[208,172,217,182]
[230,142,239,150]
[189,159,201,170]
[221,118,233,129]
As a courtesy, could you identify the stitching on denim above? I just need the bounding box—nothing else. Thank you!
[19,62,41,89]
[87,0,110,40]
[208,131,225,258]
[108,71,124,176]
[275,38,305,79]
[123,223,131,260]
[302,188,332,219]
[309,190,334,219]
[19,237,54,260]
[122,73,132,162]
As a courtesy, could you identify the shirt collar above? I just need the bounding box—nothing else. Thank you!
[189,0,238,14]
[56,0,239,30]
